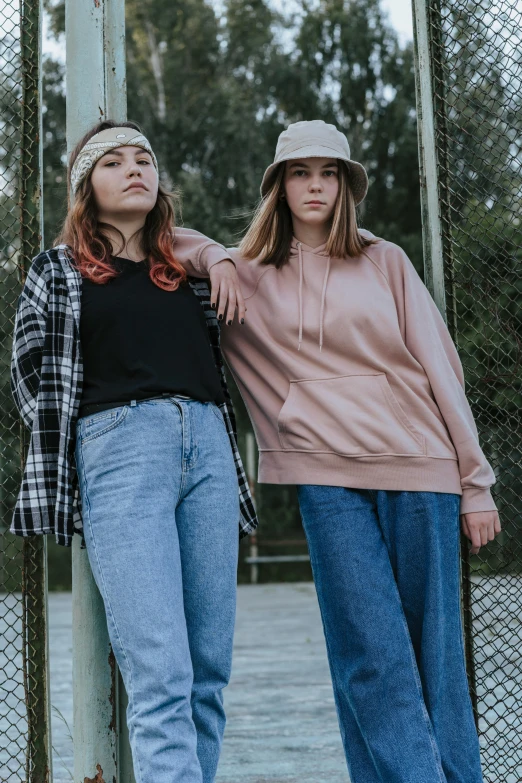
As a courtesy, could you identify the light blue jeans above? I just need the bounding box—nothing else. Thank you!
[297,486,483,783]
[75,397,240,783]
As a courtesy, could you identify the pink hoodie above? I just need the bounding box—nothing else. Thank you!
[217,230,496,515]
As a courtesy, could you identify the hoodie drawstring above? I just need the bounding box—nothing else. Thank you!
[298,242,304,351]
[319,255,331,353]
[296,241,331,352]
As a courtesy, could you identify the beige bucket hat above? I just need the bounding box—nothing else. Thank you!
[261,120,369,205]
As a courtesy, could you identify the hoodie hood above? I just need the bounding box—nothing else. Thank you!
[289,237,329,258]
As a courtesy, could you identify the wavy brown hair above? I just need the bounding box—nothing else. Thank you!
[240,160,379,268]
[55,119,187,291]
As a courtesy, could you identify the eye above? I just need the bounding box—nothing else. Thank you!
[293,169,307,177]
[324,170,337,177]
[138,158,151,165]
[104,160,119,167]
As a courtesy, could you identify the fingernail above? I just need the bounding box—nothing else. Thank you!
[240,318,245,325]
[211,303,216,309]
[218,314,223,321]
[227,319,232,326]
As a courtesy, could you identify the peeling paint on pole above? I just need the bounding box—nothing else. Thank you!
[83,764,105,783]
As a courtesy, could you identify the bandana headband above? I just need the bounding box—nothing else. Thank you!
[70,127,159,195]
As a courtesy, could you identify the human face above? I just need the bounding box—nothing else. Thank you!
[90,145,158,221]
[283,158,339,230]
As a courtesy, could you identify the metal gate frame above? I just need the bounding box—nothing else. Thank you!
[20,0,52,779]
[411,0,481,715]
[1,0,51,779]
[412,0,521,779]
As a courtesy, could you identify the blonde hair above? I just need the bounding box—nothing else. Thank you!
[240,160,378,268]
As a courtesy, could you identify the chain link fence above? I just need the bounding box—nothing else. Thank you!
[426,0,522,780]
[1,0,521,780]
[1,0,50,780]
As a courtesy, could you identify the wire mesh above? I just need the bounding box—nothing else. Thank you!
[427,1,522,780]
[0,0,49,780]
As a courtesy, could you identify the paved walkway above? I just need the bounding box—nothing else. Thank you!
[49,584,350,783]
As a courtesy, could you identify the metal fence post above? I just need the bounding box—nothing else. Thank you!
[19,0,53,779]
[410,0,478,723]
[245,432,259,584]
[410,0,446,315]
[65,1,127,780]
[415,0,522,769]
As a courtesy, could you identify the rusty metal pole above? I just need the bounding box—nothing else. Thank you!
[66,1,127,781]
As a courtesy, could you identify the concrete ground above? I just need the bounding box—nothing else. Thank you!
[48,584,350,783]
[3,575,520,782]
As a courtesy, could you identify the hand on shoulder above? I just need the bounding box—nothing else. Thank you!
[209,259,246,326]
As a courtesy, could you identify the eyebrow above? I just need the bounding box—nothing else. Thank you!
[288,161,338,170]
[102,148,151,158]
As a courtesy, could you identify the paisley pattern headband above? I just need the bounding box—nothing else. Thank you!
[70,127,159,195]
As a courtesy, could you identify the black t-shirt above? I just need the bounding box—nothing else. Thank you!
[79,256,224,415]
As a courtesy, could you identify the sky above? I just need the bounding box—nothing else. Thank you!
[40,0,414,61]
[380,0,414,43]
[267,0,414,44]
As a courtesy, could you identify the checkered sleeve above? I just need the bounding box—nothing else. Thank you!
[11,254,49,429]
[217,368,258,538]
[188,277,258,538]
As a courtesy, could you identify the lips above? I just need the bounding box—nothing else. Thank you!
[125,183,147,191]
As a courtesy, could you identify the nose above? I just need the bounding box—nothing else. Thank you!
[309,177,323,192]
[127,161,142,177]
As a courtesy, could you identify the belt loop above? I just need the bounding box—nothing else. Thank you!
[130,399,137,407]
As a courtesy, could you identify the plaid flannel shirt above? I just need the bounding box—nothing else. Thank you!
[11,245,258,546]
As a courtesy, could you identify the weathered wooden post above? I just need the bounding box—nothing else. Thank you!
[65,1,127,780]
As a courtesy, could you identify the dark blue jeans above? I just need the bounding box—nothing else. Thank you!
[297,486,483,783]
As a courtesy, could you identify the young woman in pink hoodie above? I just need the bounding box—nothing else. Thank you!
[212,120,500,783]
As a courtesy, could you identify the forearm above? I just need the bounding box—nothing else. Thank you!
[174,227,234,277]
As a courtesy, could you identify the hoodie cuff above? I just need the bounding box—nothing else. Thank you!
[197,242,236,274]
[460,487,497,515]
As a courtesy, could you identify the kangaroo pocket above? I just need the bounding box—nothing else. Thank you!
[277,374,426,456]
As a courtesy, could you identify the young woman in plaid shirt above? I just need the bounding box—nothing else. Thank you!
[11,120,256,783]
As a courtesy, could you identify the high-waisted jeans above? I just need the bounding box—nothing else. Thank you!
[75,397,240,783]
[297,486,483,783]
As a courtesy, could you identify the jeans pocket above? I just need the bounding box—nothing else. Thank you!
[79,405,129,444]
[208,403,227,430]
